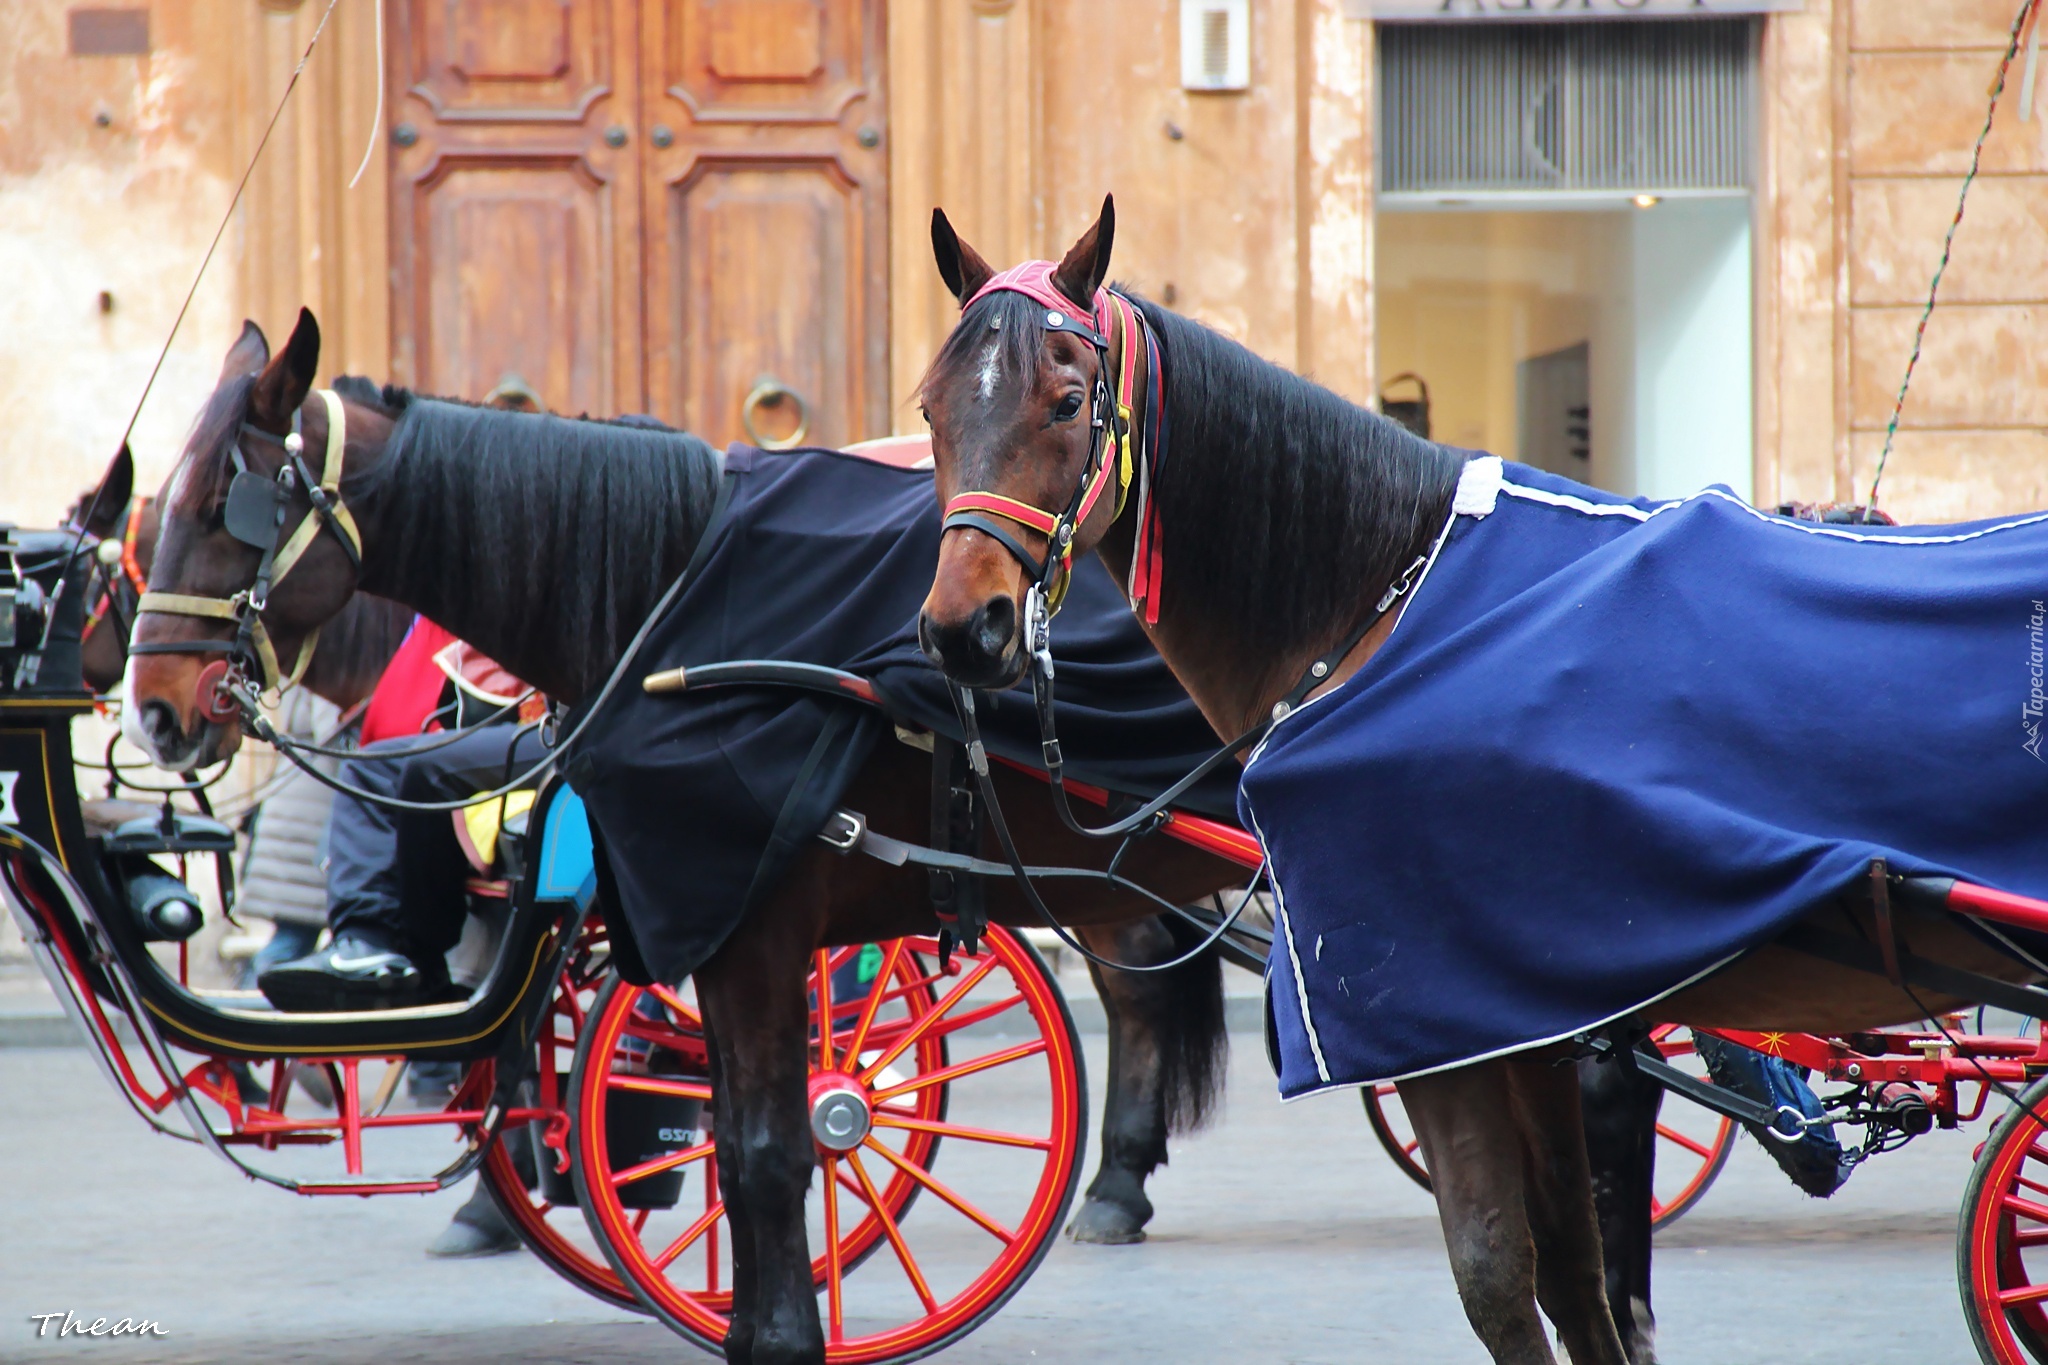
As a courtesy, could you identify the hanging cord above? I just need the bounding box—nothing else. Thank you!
[945,683,1268,974]
[1867,0,2041,513]
[250,689,536,762]
[346,0,385,190]
[58,0,347,593]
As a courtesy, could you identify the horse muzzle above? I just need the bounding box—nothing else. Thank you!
[918,593,1026,691]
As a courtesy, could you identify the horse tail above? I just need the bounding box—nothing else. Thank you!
[1156,912,1229,1135]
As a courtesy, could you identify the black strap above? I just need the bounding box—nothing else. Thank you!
[927,737,987,965]
[940,511,1048,581]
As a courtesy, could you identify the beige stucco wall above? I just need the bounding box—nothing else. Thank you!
[4,1,2044,531]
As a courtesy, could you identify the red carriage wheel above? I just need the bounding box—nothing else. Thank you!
[475,944,643,1311]
[1959,1075,2048,1363]
[1361,1024,1736,1229]
[572,928,1087,1363]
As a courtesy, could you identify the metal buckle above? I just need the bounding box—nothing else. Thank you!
[818,809,865,854]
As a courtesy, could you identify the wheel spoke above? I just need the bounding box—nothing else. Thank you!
[2017,1228,2048,1248]
[842,940,906,1063]
[607,1074,712,1102]
[1656,1125,1715,1160]
[847,1149,938,1313]
[814,950,836,1073]
[652,1200,727,1272]
[862,1135,1016,1243]
[2003,1192,2048,1227]
[2001,1280,2048,1307]
[650,983,702,1027]
[859,954,1001,1082]
[612,1138,716,1188]
[872,1111,1050,1151]
[822,1155,844,1344]
[871,1038,1048,1103]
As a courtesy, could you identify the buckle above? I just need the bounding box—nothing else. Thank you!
[819,809,865,854]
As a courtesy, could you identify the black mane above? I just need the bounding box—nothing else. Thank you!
[1133,298,1465,671]
[358,396,723,698]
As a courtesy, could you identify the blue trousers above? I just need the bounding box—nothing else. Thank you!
[325,726,545,962]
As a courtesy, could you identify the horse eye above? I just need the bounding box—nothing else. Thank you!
[1054,394,1083,422]
[919,405,931,426]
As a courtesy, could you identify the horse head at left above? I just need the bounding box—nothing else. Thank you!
[125,309,377,770]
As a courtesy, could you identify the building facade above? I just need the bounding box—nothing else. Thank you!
[1,0,2041,527]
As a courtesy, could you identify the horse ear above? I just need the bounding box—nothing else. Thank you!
[249,308,321,430]
[1051,195,1116,311]
[76,445,134,537]
[219,320,270,384]
[931,208,996,305]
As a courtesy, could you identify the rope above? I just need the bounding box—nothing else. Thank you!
[60,0,347,590]
[1868,0,2041,512]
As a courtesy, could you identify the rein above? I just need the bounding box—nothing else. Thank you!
[131,388,362,708]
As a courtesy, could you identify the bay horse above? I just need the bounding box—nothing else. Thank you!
[69,443,412,708]
[118,313,1249,1361]
[913,200,2044,1365]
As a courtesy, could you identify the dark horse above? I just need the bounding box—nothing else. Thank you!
[76,385,1228,1251]
[121,314,1252,1362]
[914,200,2043,1365]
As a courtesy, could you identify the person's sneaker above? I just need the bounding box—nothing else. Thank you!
[257,933,432,1013]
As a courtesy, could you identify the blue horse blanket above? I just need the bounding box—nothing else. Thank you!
[1240,456,2048,1097]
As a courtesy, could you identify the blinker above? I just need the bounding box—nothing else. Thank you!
[223,470,284,549]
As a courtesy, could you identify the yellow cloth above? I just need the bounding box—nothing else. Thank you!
[458,790,536,872]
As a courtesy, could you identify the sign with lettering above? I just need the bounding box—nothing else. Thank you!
[1353,0,1802,18]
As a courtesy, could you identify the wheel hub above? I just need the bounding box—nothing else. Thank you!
[808,1073,871,1153]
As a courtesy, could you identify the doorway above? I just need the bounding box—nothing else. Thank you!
[384,0,888,448]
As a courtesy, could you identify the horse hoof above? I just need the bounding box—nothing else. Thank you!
[1067,1196,1148,1245]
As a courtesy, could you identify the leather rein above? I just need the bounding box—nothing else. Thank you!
[129,388,362,714]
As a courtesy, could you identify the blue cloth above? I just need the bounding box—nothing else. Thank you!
[1240,457,2048,1096]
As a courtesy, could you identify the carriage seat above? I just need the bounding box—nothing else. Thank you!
[83,799,235,856]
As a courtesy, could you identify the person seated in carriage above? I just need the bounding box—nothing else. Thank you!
[255,617,546,1013]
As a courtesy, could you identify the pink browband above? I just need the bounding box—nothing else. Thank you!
[963,261,1110,339]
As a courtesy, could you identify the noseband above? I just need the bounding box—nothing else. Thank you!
[939,262,1166,624]
[130,389,362,705]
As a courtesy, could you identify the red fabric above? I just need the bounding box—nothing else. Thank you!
[359,618,458,744]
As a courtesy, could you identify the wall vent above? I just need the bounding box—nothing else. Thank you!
[1378,20,1754,201]
[1181,0,1250,92]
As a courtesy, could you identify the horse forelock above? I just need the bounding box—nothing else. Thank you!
[170,372,260,517]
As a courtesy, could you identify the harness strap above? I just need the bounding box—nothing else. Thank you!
[120,497,149,595]
[272,389,359,583]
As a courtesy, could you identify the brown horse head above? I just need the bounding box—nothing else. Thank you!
[916,198,1129,690]
[125,309,384,769]
[66,446,145,694]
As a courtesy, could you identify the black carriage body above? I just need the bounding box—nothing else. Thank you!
[0,696,579,1063]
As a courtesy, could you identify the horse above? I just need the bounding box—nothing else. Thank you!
[118,313,1253,1362]
[68,444,413,709]
[912,199,2046,1365]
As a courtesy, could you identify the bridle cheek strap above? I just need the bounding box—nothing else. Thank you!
[132,389,351,698]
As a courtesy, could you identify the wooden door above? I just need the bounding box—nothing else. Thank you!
[387,0,644,415]
[639,0,888,447]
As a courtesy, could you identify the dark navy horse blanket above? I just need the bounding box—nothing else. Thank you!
[1241,456,2048,1097]
[567,445,1233,983]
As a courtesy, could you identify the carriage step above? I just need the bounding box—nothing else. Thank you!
[295,1178,442,1197]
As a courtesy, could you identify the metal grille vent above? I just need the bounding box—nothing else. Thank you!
[1378,21,1754,200]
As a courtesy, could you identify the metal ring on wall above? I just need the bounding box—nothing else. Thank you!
[741,378,809,450]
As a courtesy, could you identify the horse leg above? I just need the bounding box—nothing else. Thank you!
[696,907,824,1365]
[1509,1058,1632,1365]
[1070,918,1174,1243]
[1401,1060,1557,1365]
[1577,1052,1660,1363]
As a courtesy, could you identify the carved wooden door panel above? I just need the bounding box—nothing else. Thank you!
[639,0,888,447]
[387,0,643,415]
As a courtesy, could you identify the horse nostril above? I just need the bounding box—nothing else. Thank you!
[918,612,944,667]
[971,596,1017,661]
[141,699,182,749]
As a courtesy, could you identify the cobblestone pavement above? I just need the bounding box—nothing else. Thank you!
[0,1035,1981,1364]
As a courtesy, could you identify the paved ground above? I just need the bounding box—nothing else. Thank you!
[0,1021,1987,1365]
